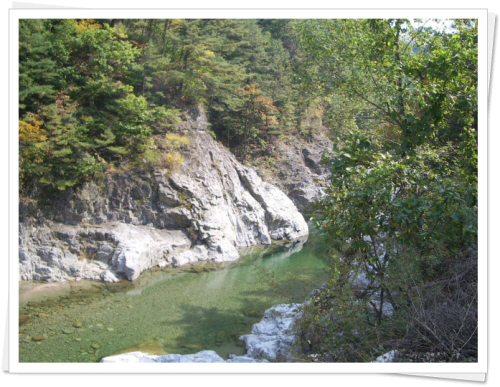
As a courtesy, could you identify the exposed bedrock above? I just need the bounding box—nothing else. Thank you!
[19,107,309,282]
[252,132,332,213]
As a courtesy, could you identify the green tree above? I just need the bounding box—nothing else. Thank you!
[19,19,58,116]
[19,19,181,194]
[301,131,477,361]
[294,19,478,155]
[292,19,478,361]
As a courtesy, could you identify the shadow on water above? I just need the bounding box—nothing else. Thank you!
[166,241,330,359]
[167,274,324,359]
[162,304,250,356]
[19,230,331,362]
[155,237,329,358]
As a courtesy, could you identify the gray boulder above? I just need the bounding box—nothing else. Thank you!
[239,303,302,360]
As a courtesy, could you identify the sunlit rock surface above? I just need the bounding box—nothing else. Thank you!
[19,106,309,282]
[239,303,302,360]
[100,350,269,363]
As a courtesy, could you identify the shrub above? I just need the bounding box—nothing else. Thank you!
[159,152,184,173]
[299,130,478,362]
[165,133,191,149]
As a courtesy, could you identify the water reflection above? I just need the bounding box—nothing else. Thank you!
[19,238,328,362]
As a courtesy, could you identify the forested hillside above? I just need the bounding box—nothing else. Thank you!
[19,19,317,195]
[19,18,478,362]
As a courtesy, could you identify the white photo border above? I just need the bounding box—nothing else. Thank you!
[9,7,488,374]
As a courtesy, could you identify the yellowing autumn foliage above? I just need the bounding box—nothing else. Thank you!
[165,133,191,149]
[159,152,184,172]
[75,19,102,32]
[19,115,47,143]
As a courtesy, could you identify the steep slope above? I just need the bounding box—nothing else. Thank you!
[19,107,308,282]
[250,130,332,213]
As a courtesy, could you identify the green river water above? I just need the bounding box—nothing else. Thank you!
[19,238,330,363]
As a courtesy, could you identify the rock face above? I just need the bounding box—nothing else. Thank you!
[19,106,309,282]
[239,303,302,360]
[253,132,332,212]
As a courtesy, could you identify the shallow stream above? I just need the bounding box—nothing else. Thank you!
[18,238,330,363]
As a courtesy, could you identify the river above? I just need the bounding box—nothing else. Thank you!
[18,237,330,363]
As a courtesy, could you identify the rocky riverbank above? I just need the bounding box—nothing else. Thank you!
[239,303,301,360]
[100,303,301,363]
[99,301,399,364]
[19,107,311,283]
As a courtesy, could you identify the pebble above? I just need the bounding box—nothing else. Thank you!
[75,338,82,342]
[127,305,133,309]
[87,350,94,354]
[73,321,83,328]
[62,329,73,334]
[91,344,100,349]
[106,327,114,332]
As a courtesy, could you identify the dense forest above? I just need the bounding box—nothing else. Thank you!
[19,18,478,362]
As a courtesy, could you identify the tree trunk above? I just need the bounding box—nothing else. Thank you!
[394,20,408,155]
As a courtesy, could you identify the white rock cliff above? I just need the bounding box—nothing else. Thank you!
[19,106,309,282]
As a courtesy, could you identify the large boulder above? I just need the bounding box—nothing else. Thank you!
[239,303,302,360]
[236,166,308,240]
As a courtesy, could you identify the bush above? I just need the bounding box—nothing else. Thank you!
[402,249,478,361]
[165,132,191,149]
[299,130,478,362]
[159,152,184,173]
